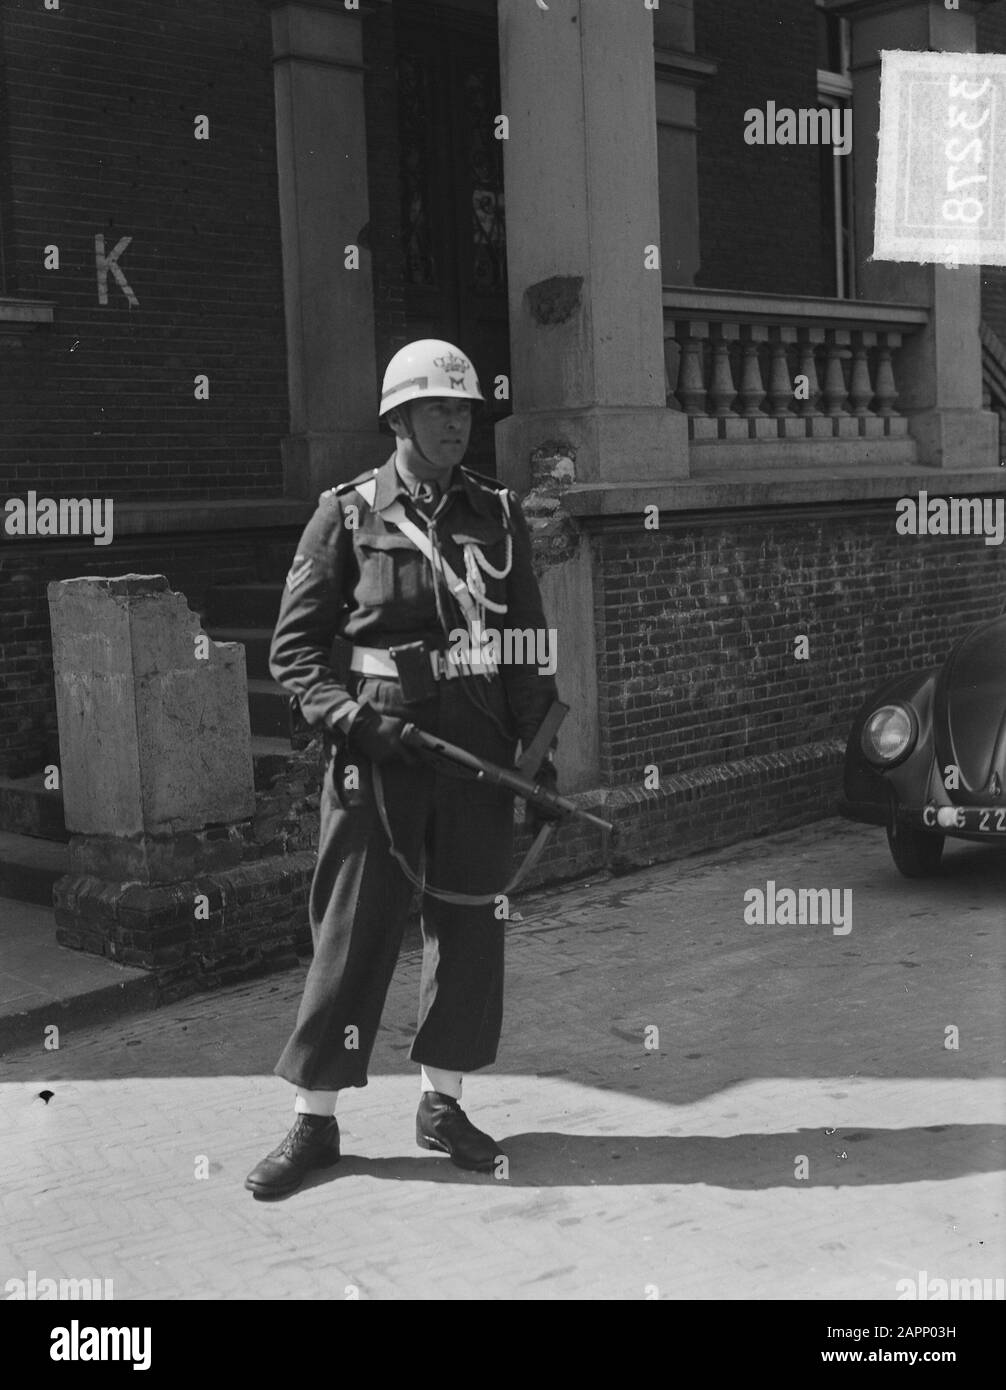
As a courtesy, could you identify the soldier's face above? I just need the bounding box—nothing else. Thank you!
[402,399,473,475]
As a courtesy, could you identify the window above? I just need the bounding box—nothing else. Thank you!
[816,1,855,299]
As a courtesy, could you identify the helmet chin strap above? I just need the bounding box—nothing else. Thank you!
[401,402,440,471]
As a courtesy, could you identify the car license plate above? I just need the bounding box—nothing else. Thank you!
[933,806,1006,832]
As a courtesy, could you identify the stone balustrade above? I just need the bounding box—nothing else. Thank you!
[663,288,929,466]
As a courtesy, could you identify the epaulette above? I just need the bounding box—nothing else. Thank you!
[319,469,379,504]
[460,465,511,496]
[460,464,515,530]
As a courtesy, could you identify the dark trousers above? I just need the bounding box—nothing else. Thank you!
[274,673,517,1091]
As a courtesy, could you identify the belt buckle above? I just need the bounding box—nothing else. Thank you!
[428,648,447,682]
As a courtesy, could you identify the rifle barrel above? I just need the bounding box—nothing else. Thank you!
[402,726,613,833]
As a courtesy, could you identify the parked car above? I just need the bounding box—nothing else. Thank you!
[839,613,1006,877]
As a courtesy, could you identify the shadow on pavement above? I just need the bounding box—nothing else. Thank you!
[281,1122,1006,1193]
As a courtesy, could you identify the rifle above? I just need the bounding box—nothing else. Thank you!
[399,701,613,835]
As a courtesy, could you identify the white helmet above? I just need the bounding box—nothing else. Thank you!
[379,338,484,418]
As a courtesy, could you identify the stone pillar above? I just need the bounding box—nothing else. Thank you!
[495,0,689,494]
[839,0,998,469]
[48,576,257,973]
[272,2,386,498]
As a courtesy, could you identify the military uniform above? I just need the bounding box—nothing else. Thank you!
[268,452,558,1093]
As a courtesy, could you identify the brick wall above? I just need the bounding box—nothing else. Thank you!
[0,0,288,501]
[591,505,1006,790]
[693,0,830,296]
[0,527,301,776]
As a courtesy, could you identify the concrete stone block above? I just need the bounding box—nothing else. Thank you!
[780,417,807,440]
[48,574,255,841]
[496,405,690,492]
[752,417,780,439]
[907,407,999,468]
[721,417,750,440]
[690,416,719,442]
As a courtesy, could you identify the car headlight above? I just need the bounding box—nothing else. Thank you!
[861,703,917,766]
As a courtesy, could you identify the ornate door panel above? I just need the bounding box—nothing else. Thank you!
[396,8,509,474]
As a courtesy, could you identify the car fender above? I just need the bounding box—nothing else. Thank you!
[841,667,938,823]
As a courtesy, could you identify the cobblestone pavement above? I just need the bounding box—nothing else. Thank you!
[2,818,1003,1301]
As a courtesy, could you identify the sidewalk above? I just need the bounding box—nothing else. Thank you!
[0,898,156,1052]
[1,817,1003,1300]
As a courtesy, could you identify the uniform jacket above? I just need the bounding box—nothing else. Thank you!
[269,454,558,748]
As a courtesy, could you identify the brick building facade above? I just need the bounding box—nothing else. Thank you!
[1,0,1004,983]
[0,0,288,502]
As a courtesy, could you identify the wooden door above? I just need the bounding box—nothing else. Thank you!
[395,6,509,475]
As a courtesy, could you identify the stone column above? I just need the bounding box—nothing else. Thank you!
[495,0,689,493]
[839,0,998,469]
[48,576,256,972]
[271,2,386,498]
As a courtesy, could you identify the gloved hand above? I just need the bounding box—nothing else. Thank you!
[346,704,417,766]
[526,759,565,834]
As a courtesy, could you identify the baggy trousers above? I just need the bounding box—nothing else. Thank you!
[274,671,518,1090]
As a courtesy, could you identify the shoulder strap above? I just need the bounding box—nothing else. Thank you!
[346,470,469,608]
[461,467,513,528]
[383,500,480,627]
[320,470,377,504]
[460,465,507,492]
[352,477,494,670]
[353,473,378,507]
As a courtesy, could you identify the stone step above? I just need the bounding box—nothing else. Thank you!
[0,740,295,843]
[206,627,273,682]
[0,896,158,1054]
[205,582,283,629]
[248,679,293,739]
[0,773,70,843]
[251,734,293,760]
[0,831,69,907]
[250,734,298,788]
[256,537,302,584]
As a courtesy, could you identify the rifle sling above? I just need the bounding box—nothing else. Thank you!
[371,761,555,906]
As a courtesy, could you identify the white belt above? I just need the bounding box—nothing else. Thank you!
[350,645,481,682]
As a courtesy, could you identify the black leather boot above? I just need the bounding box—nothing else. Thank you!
[416,1092,503,1173]
[244,1113,341,1198]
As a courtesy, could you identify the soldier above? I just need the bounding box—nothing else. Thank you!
[245,339,561,1198]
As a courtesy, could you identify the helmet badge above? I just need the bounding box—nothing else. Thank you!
[433,351,471,389]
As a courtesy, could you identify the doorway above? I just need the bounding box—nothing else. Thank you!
[395,4,509,474]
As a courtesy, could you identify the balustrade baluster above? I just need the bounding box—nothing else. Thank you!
[795,328,823,415]
[664,334,681,408]
[822,329,851,416]
[767,327,796,417]
[849,330,877,417]
[738,325,768,416]
[709,323,739,417]
[674,320,709,417]
[874,331,901,415]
